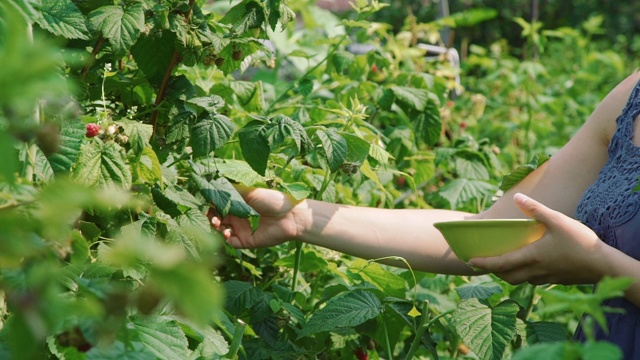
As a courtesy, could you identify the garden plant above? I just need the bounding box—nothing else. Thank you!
[0,0,638,359]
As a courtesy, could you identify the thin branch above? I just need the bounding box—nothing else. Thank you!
[81,36,106,81]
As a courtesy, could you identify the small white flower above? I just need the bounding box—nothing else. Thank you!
[106,124,117,135]
[104,63,112,72]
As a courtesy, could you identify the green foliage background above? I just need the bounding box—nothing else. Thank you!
[0,0,637,359]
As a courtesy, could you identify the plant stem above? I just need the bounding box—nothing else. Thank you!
[404,300,431,360]
[227,319,246,359]
[290,241,303,296]
[382,316,393,360]
[149,0,196,137]
[81,35,105,81]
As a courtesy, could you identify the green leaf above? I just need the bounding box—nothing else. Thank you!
[117,119,153,154]
[279,182,311,200]
[348,259,407,299]
[133,147,162,184]
[220,0,266,34]
[186,95,226,114]
[206,159,265,186]
[452,298,520,360]
[267,115,312,154]
[188,326,229,359]
[299,290,383,338]
[456,282,503,300]
[47,119,85,174]
[438,179,497,209]
[72,139,132,189]
[274,249,329,273]
[0,130,19,183]
[36,0,89,39]
[413,101,441,146]
[341,132,370,164]
[297,77,313,97]
[224,280,264,316]
[238,120,270,176]
[130,315,190,360]
[316,129,347,173]
[131,32,176,85]
[511,342,581,360]
[525,321,568,343]
[89,3,145,54]
[391,86,429,112]
[85,340,157,360]
[500,154,549,192]
[190,114,237,157]
[196,176,260,231]
[455,151,490,180]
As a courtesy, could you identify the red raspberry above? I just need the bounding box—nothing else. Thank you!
[354,348,369,360]
[85,123,100,138]
[371,64,378,73]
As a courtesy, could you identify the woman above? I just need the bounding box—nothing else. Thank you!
[210,71,640,357]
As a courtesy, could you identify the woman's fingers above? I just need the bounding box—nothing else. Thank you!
[514,193,558,227]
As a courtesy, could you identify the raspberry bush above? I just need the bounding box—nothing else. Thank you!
[0,0,635,359]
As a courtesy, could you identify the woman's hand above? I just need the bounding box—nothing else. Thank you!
[468,193,606,285]
[208,185,306,249]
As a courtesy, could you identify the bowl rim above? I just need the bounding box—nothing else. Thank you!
[433,218,541,229]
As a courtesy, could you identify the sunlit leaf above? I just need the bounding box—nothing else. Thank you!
[299,290,382,338]
[452,298,519,360]
[88,3,145,54]
[36,0,89,40]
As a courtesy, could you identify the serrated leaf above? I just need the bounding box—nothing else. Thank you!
[267,115,311,154]
[341,133,370,164]
[89,3,145,54]
[316,129,347,173]
[72,140,132,189]
[438,178,497,209]
[220,0,266,34]
[176,208,212,235]
[279,182,311,200]
[368,143,393,165]
[166,220,199,259]
[297,77,313,97]
[189,326,229,359]
[133,147,162,184]
[196,176,260,231]
[300,290,382,338]
[224,280,264,316]
[348,259,407,299]
[525,321,568,343]
[500,154,550,191]
[238,120,270,176]
[190,114,237,157]
[229,81,255,105]
[456,282,503,300]
[36,0,89,39]
[455,152,490,180]
[211,159,265,186]
[452,298,519,360]
[186,95,225,114]
[131,32,176,85]
[391,86,429,112]
[413,101,441,146]
[85,340,157,360]
[47,120,85,174]
[130,315,190,360]
[117,119,153,154]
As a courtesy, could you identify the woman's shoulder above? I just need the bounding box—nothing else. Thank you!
[588,71,640,146]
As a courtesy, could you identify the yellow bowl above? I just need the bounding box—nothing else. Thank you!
[433,219,546,262]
